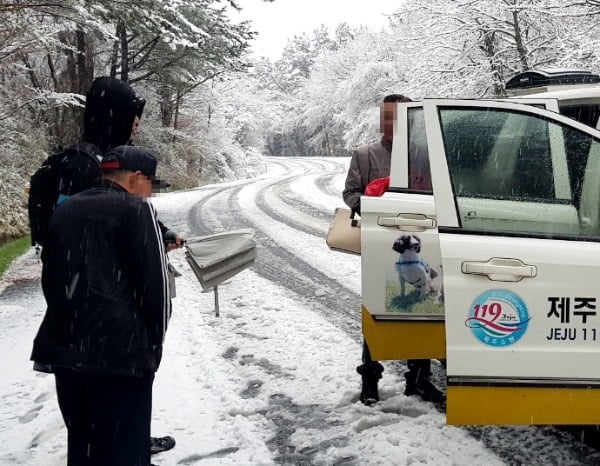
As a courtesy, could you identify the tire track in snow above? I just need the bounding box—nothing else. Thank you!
[251,159,346,243]
[274,182,332,219]
[255,178,327,238]
[314,171,347,198]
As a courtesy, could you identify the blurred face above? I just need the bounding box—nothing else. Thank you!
[130,116,141,141]
[380,102,397,142]
[126,171,153,198]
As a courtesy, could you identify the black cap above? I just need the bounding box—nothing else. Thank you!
[101,146,170,189]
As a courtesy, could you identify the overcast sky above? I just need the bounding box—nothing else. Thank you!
[230,0,400,60]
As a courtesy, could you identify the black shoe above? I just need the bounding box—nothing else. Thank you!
[357,361,384,406]
[404,375,444,403]
[150,435,176,455]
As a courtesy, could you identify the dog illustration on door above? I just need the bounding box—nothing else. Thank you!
[392,234,443,303]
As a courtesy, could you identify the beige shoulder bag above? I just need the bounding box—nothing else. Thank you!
[325,207,361,255]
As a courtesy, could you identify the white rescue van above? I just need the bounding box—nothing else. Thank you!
[361,73,600,425]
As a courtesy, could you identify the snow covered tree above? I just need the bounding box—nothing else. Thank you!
[391,0,600,97]
[0,0,276,241]
[238,1,600,158]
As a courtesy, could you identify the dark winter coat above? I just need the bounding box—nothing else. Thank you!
[343,137,392,214]
[31,180,171,376]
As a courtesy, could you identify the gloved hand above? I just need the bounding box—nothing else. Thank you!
[166,235,185,252]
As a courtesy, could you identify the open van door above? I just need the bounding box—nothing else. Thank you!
[362,102,444,360]
[423,99,600,425]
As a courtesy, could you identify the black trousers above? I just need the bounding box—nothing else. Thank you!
[362,340,430,378]
[54,369,154,466]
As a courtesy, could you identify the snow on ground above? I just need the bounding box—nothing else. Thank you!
[0,248,504,466]
[0,157,569,465]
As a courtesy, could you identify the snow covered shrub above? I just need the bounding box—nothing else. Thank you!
[0,169,30,244]
[0,111,50,243]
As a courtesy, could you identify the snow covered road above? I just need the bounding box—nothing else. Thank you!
[1,157,599,465]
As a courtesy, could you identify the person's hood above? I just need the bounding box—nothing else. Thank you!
[82,77,146,153]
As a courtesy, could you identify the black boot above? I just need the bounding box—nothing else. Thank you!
[150,435,176,455]
[357,361,384,406]
[404,360,444,403]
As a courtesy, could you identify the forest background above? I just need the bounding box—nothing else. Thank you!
[2,0,600,242]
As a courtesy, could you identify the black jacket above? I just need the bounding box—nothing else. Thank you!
[31,181,171,376]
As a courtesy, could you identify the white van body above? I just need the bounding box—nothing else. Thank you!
[360,87,600,425]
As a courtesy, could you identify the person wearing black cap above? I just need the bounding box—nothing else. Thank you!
[31,145,172,466]
[99,146,171,192]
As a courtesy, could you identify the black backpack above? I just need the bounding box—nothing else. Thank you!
[28,142,103,247]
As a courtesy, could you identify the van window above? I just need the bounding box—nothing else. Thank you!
[408,107,432,192]
[438,107,600,238]
[560,104,600,129]
[440,108,555,200]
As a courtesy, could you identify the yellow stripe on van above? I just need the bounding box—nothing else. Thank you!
[361,306,446,360]
[447,385,600,425]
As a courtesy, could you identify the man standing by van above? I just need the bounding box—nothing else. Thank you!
[343,94,443,405]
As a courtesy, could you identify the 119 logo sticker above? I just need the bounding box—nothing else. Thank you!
[466,289,530,347]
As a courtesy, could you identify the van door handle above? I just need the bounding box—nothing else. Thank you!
[461,258,537,282]
[377,214,436,230]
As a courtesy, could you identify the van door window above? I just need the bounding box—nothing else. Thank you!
[408,107,432,192]
[438,107,600,238]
